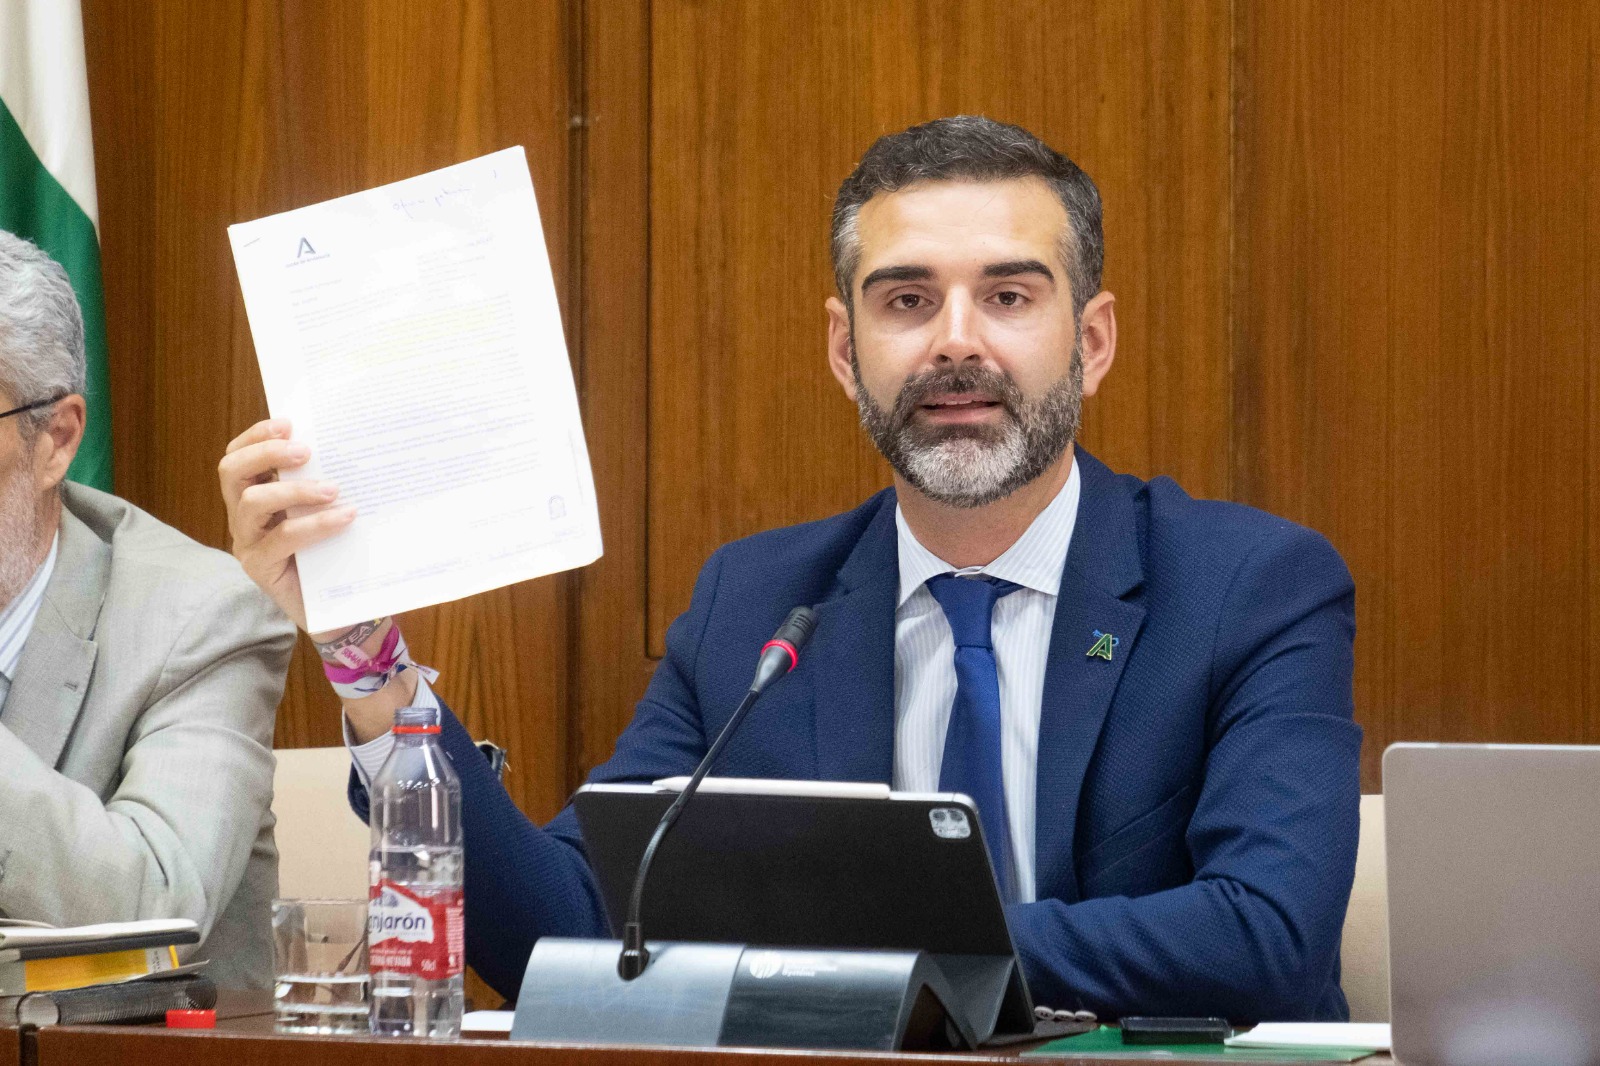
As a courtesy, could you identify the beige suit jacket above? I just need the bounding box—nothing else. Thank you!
[0,483,295,988]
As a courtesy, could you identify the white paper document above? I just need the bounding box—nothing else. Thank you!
[1226,1022,1391,1051]
[229,147,602,632]
[462,1009,515,1034]
[0,918,197,949]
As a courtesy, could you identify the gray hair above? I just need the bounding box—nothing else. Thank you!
[831,116,1104,315]
[0,230,87,436]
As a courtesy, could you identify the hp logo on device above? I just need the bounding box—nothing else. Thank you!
[746,951,784,979]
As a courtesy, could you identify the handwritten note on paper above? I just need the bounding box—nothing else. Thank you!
[228,147,602,633]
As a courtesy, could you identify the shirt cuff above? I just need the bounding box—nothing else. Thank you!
[342,674,441,788]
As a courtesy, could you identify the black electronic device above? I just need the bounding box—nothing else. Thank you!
[509,781,1035,1050]
[1119,1016,1233,1044]
[540,781,1035,1048]
[575,782,1017,960]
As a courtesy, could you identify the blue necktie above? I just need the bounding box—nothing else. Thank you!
[926,573,1021,904]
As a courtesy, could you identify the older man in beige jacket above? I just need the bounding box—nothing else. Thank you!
[0,231,294,989]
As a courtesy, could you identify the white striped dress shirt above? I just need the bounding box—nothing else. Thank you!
[0,534,60,711]
[892,456,1080,903]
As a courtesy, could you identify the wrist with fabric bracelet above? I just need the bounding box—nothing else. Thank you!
[313,619,385,669]
[319,621,438,702]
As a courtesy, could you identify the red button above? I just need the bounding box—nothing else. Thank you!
[166,1008,216,1028]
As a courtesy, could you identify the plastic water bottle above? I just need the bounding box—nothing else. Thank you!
[367,705,465,1038]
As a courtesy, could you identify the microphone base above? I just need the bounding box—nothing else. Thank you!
[511,938,1014,1051]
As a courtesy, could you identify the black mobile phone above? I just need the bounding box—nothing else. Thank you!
[1118,1016,1233,1044]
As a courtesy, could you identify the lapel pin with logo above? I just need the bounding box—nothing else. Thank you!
[1087,630,1119,661]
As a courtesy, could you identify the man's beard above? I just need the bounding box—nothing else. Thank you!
[851,341,1084,509]
[0,457,44,612]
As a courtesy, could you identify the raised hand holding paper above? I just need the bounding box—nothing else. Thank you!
[228,147,601,632]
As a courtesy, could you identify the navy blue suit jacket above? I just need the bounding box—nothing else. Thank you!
[354,449,1361,1020]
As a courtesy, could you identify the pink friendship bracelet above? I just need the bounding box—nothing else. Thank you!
[322,624,403,685]
[321,624,437,702]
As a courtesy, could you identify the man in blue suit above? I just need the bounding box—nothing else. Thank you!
[221,116,1360,1020]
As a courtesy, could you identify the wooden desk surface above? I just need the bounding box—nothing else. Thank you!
[22,993,1397,1066]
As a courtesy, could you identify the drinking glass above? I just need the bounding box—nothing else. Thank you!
[272,898,369,1034]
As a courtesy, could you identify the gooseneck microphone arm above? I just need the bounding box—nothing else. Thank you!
[617,605,819,981]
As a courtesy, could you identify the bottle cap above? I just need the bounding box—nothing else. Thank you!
[393,705,442,733]
[166,1008,217,1028]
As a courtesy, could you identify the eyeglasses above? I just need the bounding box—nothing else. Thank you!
[0,394,65,421]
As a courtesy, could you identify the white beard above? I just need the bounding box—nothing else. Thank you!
[0,460,43,613]
[898,429,1029,507]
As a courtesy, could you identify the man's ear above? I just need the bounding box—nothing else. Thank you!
[34,394,86,492]
[1077,291,1117,397]
[825,295,858,402]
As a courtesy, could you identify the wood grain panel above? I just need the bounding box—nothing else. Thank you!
[25,990,1404,1064]
[1591,0,1600,752]
[35,1024,1326,1066]
[1234,0,1598,789]
[81,1,577,827]
[647,0,1231,655]
[570,0,661,776]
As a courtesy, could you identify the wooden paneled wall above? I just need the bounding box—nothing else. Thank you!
[82,0,579,823]
[81,0,1599,803]
[1233,0,1600,787]
[646,0,1232,655]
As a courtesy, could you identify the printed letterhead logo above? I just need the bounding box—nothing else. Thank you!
[288,236,330,268]
[369,884,435,945]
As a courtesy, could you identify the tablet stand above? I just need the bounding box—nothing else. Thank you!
[510,938,1028,1050]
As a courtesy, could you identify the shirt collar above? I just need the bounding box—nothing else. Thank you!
[894,454,1081,607]
[0,532,60,681]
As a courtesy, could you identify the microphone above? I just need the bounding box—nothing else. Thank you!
[751,605,819,693]
[618,606,819,980]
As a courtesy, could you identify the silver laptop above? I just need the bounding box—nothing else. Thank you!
[1385,743,1600,1066]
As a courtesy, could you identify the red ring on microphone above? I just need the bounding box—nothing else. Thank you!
[761,638,799,673]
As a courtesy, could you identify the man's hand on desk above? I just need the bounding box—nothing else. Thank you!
[218,418,418,742]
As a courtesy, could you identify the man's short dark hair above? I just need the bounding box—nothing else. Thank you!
[831,116,1103,315]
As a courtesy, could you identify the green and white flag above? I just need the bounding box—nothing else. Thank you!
[0,0,110,490]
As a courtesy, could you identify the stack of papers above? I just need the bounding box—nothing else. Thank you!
[1227,1023,1391,1051]
[0,918,198,951]
[1027,1024,1387,1060]
[0,920,205,1007]
[463,1009,515,1034]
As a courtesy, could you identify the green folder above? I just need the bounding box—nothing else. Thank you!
[1024,1025,1378,1061]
